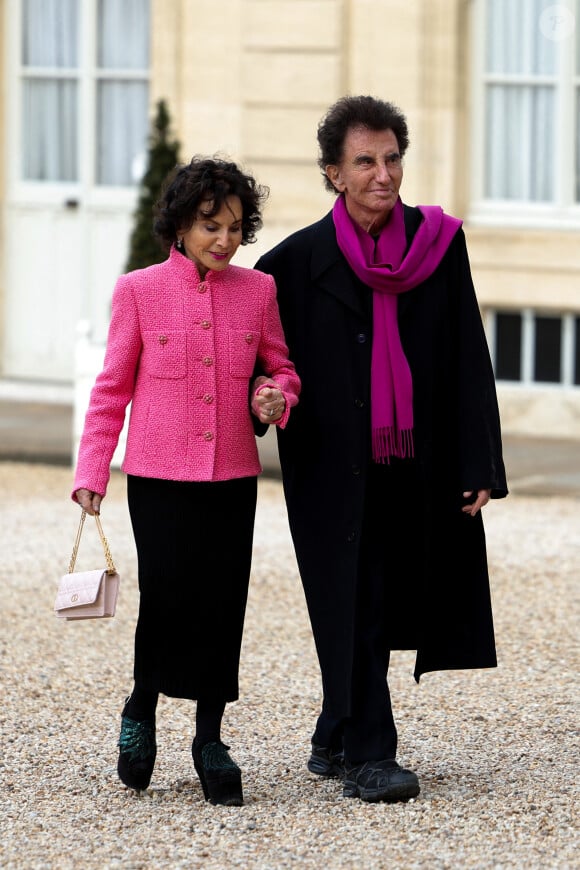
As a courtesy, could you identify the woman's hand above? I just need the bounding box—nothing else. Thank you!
[461,489,491,517]
[251,377,286,424]
[75,488,102,516]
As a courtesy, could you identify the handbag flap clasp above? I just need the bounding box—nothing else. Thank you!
[54,569,106,611]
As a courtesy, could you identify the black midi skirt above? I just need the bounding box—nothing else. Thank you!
[127,474,258,701]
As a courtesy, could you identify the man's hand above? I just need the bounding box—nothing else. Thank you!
[461,489,491,516]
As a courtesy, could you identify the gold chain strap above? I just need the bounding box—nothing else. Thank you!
[68,510,117,575]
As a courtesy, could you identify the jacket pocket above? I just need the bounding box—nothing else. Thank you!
[141,330,187,379]
[229,329,258,378]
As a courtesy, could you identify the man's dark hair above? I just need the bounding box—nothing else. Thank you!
[316,95,410,193]
[153,155,269,250]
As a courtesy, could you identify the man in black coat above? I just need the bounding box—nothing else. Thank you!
[253,95,508,803]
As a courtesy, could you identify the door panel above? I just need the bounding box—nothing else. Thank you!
[3,202,133,380]
[3,0,149,384]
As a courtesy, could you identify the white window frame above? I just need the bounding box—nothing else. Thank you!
[488,308,580,388]
[6,0,150,210]
[469,0,580,229]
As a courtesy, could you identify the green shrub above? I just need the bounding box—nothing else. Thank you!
[125,99,181,272]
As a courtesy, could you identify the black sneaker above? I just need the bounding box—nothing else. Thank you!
[117,711,157,791]
[192,739,244,806]
[307,743,345,778]
[343,758,420,803]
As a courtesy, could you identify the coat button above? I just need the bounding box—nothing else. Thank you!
[351,464,361,476]
[245,333,253,343]
[159,335,168,345]
[203,431,214,441]
[203,357,213,366]
[356,333,367,343]
[203,394,214,404]
[198,283,207,293]
[346,531,356,543]
[201,320,211,329]
[354,398,365,408]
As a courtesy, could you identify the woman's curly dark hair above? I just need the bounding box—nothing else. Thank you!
[317,96,410,193]
[153,156,269,250]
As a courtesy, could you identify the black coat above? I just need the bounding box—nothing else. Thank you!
[256,207,508,716]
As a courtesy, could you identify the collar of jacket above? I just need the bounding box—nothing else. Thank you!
[168,244,243,285]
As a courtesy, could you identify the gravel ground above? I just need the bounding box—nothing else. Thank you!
[0,462,578,869]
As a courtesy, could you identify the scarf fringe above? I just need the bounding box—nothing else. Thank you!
[372,427,414,464]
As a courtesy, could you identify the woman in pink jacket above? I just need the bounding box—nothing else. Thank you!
[73,156,300,806]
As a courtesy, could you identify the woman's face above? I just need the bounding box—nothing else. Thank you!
[325,126,403,234]
[179,195,243,278]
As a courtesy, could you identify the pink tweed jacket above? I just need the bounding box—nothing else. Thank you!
[73,247,301,498]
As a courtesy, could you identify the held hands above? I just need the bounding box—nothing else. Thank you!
[462,489,491,517]
[251,376,286,424]
[75,488,102,516]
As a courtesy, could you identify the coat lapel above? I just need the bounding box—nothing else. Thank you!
[310,212,367,319]
[397,204,425,319]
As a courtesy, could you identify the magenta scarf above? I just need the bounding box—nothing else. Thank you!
[333,195,462,462]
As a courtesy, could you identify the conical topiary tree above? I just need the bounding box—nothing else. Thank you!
[125,99,181,272]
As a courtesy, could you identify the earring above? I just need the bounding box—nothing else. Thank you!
[176,238,184,252]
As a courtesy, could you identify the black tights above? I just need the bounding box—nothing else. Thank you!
[124,684,226,748]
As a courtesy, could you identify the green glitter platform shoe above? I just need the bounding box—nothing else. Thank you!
[117,705,157,791]
[192,739,243,806]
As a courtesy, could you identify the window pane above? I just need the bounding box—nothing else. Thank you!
[98,0,150,68]
[486,0,557,75]
[495,313,522,380]
[534,316,562,382]
[22,80,78,180]
[574,317,580,386]
[22,0,78,67]
[485,85,554,200]
[97,81,149,185]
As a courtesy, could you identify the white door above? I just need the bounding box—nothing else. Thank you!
[3,0,150,382]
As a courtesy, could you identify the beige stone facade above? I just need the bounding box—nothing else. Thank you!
[2,0,579,439]
[146,0,580,438]
[149,0,471,251]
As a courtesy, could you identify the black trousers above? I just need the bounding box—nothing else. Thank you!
[313,459,423,764]
[127,474,257,701]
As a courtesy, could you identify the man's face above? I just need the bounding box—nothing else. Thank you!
[326,126,403,233]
